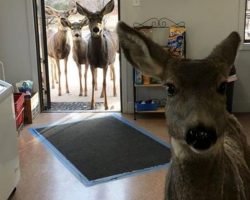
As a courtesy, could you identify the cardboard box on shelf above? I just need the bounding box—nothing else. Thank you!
[24,92,40,124]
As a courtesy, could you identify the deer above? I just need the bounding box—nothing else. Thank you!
[117,21,250,200]
[61,18,89,96]
[45,6,76,96]
[76,0,117,110]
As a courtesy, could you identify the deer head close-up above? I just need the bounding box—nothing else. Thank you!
[117,21,250,200]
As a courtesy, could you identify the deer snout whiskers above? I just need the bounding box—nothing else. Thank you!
[185,124,217,151]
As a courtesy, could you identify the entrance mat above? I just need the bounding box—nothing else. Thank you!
[29,115,171,186]
[50,102,104,111]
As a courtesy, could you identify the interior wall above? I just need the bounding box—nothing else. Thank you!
[0,0,38,92]
[120,0,250,113]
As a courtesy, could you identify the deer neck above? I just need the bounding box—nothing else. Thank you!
[169,138,225,198]
[54,29,68,48]
[91,33,106,50]
[88,33,108,67]
[73,39,83,49]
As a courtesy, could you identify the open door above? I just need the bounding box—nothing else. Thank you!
[33,0,51,110]
[33,0,121,112]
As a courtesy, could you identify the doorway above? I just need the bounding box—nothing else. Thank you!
[33,0,121,112]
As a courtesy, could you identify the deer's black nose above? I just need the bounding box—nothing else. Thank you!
[93,27,99,33]
[75,33,80,37]
[185,125,217,150]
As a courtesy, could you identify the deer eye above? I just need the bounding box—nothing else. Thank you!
[217,81,227,95]
[164,83,177,97]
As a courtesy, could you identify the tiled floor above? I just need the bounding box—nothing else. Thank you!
[9,112,250,200]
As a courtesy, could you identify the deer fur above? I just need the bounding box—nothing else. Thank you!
[117,21,250,200]
[45,6,76,96]
[76,0,117,110]
[61,18,89,96]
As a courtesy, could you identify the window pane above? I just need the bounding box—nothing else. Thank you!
[245,0,250,42]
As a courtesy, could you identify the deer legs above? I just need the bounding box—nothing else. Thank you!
[94,69,98,91]
[84,63,88,96]
[91,66,108,110]
[77,63,83,96]
[55,59,61,96]
[76,63,89,97]
[100,64,117,98]
[90,67,96,109]
[102,66,108,110]
[55,58,69,96]
[110,63,117,97]
[49,57,56,89]
[64,57,69,94]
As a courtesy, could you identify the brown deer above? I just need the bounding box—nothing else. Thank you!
[76,0,117,110]
[61,18,89,96]
[117,22,250,200]
[45,6,76,96]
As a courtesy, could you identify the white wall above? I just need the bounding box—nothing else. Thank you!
[120,0,250,113]
[0,0,38,92]
[0,0,249,113]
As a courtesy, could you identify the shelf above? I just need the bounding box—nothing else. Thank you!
[135,107,165,113]
[134,84,163,87]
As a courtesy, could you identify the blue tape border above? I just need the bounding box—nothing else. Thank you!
[28,114,171,187]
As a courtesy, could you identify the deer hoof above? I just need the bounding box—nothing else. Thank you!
[105,106,109,110]
[79,93,83,96]
[58,93,61,96]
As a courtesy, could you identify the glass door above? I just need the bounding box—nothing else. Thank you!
[33,0,51,110]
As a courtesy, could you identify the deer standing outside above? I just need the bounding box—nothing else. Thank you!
[45,6,76,96]
[76,0,117,110]
[61,18,89,96]
[117,22,250,200]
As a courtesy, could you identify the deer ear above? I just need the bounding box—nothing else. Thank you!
[101,0,114,16]
[76,2,92,17]
[45,6,59,17]
[80,18,88,27]
[117,21,172,78]
[60,18,71,28]
[67,7,78,16]
[207,32,241,68]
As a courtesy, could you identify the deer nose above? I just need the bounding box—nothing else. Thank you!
[75,33,80,37]
[93,27,99,33]
[185,125,217,150]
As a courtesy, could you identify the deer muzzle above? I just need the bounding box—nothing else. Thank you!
[93,27,99,33]
[74,33,80,38]
[185,125,217,151]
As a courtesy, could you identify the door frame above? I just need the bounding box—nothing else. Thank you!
[33,0,51,111]
[33,0,123,112]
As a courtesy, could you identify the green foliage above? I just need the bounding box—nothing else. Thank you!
[52,3,69,10]
[45,0,70,11]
